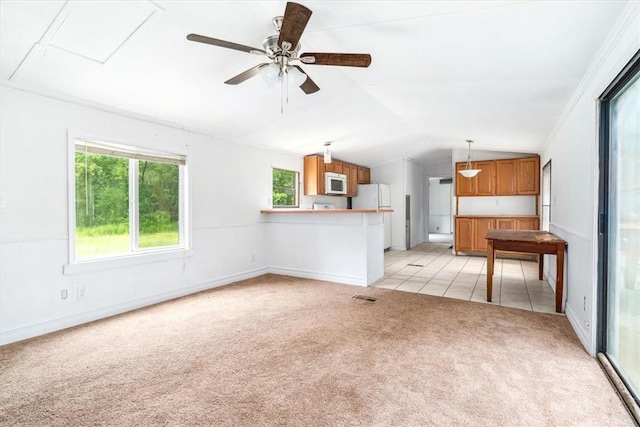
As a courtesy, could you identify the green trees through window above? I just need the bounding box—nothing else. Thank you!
[74,140,184,259]
[272,168,298,207]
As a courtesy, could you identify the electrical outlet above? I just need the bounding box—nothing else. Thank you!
[250,253,255,262]
[61,289,68,300]
[77,285,86,300]
[584,320,590,330]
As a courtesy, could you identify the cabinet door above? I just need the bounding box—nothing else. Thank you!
[357,166,371,184]
[455,218,473,252]
[325,160,344,174]
[517,157,540,195]
[473,218,494,252]
[345,163,358,196]
[455,162,476,196]
[496,218,516,229]
[516,217,539,230]
[475,161,495,195]
[303,155,324,195]
[495,159,517,195]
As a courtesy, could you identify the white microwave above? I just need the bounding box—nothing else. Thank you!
[325,172,347,195]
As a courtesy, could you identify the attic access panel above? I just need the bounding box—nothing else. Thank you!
[47,1,158,63]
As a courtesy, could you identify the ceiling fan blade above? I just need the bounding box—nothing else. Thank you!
[187,34,266,55]
[225,64,268,85]
[277,2,312,52]
[300,53,371,67]
[293,66,320,94]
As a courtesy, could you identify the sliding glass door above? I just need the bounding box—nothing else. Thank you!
[599,50,640,405]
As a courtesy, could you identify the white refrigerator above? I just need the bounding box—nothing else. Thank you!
[352,183,392,249]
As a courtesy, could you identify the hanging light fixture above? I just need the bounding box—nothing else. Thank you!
[458,139,482,178]
[259,60,308,113]
[324,142,332,164]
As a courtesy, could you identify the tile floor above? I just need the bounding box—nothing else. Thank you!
[375,242,559,314]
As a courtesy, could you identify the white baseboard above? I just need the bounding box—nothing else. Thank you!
[267,266,367,287]
[0,267,268,346]
[565,304,594,356]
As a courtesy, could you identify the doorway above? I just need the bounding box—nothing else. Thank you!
[427,177,453,244]
[598,50,640,411]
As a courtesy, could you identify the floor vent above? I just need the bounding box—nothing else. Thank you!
[407,263,424,267]
[352,295,377,302]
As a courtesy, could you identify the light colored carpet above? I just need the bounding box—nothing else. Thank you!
[0,274,633,426]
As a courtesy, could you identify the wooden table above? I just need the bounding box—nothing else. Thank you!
[485,230,567,313]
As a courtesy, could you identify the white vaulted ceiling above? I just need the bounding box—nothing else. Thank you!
[0,1,631,168]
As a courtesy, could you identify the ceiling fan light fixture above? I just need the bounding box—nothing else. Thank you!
[287,66,307,86]
[260,63,281,86]
[458,139,482,179]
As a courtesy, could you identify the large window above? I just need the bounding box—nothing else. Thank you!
[272,168,299,208]
[73,138,187,260]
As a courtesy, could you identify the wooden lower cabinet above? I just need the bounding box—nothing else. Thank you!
[455,216,539,254]
[455,217,474,252]
[473,218,494,252]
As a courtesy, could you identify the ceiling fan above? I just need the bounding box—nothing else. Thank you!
[186,2,372,94]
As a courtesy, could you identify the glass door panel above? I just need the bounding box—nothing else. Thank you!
[606,69,640,399]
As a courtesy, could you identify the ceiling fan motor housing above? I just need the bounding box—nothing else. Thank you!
[263,34,300,57]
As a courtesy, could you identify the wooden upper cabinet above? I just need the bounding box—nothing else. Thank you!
[325,160,344,174]
[303,154,370,196]
[345,163,358,196]
[467,156,540,196]
[495,159,518,195]
[517,157,540,195]
[455,162,476,196]
[303,155,324,195]
[357,166,371,184]
[475,161,495,196]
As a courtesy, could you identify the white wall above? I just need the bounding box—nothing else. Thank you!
[540,3,640,355]
[0,86,303,345]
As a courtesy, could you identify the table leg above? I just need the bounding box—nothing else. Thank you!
[556,244,565,313]
[487,240,494,302]
[538,254,544,280]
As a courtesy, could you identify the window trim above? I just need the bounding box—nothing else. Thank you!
[67,131,190,268]
[272,167,300,208]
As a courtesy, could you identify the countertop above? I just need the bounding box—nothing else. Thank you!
[261,209,394,214]
[454,214,539,218]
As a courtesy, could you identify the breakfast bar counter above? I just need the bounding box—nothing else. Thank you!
[261,209,393,214]
[261,209,393,286]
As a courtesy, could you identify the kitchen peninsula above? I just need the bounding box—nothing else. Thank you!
[261,209,393,286]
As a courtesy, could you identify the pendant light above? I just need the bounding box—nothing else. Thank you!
[458,139,482,178]
[324,142,332,164]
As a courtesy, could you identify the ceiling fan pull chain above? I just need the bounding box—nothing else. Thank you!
[281,71,285,114]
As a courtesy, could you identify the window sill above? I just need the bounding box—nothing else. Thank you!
[63,248,192,275]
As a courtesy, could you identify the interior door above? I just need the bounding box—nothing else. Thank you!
[598,51,640,408]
